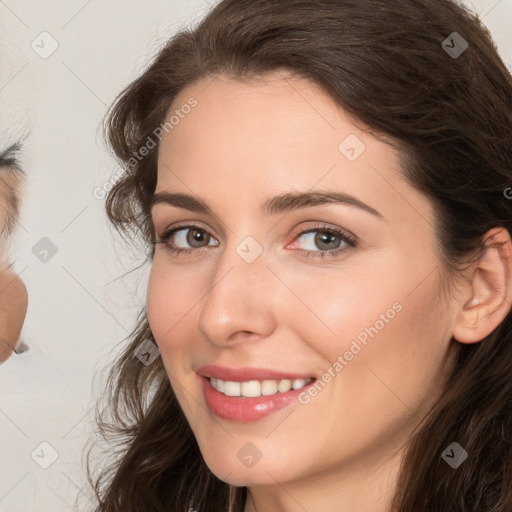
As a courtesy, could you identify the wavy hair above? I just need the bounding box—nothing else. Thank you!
[87,1,512,510]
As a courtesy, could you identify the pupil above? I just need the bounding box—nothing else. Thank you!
[317,232,339,250]
[190,229,206,246]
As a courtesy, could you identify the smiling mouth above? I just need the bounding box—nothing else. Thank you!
[208,377,315,397]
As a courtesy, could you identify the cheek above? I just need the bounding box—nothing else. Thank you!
[146,258,212,425]
[324,272,446,407]
[147,262,179,344]
[280,258,404,361]
[284,269,448,461]
[288,254,446,390]
[146,257,203,351]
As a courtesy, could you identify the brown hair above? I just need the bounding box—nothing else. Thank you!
[87,1,512,510]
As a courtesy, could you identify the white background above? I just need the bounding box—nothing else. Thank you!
[0,0,510,510]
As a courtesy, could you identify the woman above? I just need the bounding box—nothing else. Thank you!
[88,0,512,510]
[0,142,28,364]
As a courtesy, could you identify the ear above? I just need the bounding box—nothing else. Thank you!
[452,227,512,344]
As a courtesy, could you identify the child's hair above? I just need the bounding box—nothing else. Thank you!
[88,1,512,510]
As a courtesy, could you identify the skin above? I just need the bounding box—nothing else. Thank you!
[0,264,28,363]
[0,165,28,364]
[146,71,512,512]
[0,166,21,240]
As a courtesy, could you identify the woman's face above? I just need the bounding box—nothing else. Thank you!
[147,72,461,489]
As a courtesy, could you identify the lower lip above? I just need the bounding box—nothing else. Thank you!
[201,376,315,422]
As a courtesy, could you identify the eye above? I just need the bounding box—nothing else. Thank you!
[154,222,357,259]
[0,142,23,172]
[155,224,219,255]
[289,223,357,259]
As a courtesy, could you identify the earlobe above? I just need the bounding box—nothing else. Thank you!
[452,227,512,344]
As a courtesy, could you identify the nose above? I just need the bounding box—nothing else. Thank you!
[197,240,277,347]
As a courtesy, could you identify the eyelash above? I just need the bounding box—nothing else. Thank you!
[154,222,357,260]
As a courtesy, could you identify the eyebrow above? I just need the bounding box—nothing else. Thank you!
[150,190,384,219]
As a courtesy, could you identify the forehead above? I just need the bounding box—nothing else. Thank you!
[157,73,388,183]
[167,72,351,148]
[155,73,434,229]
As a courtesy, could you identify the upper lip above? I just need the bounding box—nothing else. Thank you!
[196,365,316,382]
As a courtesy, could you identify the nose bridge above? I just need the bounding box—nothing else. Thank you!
[197,234,275,344]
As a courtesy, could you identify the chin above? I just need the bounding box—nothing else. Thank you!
[206,460,280,487]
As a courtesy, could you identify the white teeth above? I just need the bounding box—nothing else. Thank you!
[261,379,278,395]
[241,381,261,397]
[210,377,313,397]
[223,381,241,396]
[292,378,307,390]
[278,379,292,393]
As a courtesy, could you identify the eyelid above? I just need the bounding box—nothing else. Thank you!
[155,220,354,243]
[289,222,357,244]
[158,220,217,241]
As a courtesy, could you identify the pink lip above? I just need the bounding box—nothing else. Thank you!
[196,365,316,422]
[196,365,315,382]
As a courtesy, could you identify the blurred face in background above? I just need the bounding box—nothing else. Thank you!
[0,144,28,364]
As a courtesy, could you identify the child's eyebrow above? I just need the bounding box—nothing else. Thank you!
[0,142,23,172]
